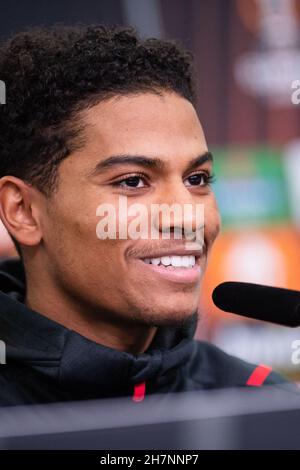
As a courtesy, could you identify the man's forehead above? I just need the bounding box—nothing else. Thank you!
[80,92,207,167]
[82,92,204,139]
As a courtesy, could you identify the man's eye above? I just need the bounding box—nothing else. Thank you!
[113,175,147,189]
[185,172,215,187]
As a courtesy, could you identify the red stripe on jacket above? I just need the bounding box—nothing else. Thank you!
[246,364,272,386]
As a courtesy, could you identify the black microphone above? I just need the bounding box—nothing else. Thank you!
[212,282,300,327]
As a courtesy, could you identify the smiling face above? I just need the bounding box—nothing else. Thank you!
[37,91,221,327]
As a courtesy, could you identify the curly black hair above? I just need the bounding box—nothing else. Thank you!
[0,24,196,199]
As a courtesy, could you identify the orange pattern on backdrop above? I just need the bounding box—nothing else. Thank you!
[200,226,300,327]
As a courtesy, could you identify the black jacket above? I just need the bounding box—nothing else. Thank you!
[0,257,290,406]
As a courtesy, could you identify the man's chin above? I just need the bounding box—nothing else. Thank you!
[137,307,199,328]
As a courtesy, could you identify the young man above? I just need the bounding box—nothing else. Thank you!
[0,25,288,406]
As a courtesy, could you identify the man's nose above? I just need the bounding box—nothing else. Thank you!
[152,180,204,241]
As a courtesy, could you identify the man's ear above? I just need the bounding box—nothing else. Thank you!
[0,176,43,248]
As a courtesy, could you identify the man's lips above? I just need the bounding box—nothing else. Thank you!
[136,260,202,284]
[133,245,205,284]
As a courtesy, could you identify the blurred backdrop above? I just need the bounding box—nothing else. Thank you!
[1,0,300,379]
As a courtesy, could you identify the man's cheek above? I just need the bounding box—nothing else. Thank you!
[205,211,221,245]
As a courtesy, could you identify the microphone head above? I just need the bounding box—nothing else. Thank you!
[212,281,300,327]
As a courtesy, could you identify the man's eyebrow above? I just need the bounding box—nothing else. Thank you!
[185,151,213,173]
[88,151,213,177]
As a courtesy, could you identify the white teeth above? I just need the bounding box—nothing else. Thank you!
[161,256,171,266]
[171,256,182,267]
[143,255,196,268]
[189,255,196,267]
[182,256,190,268]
